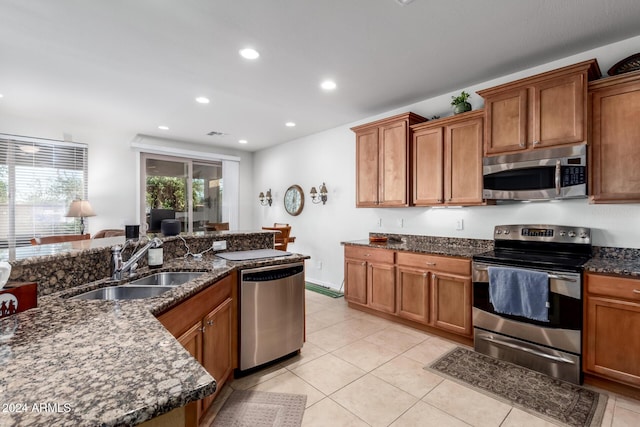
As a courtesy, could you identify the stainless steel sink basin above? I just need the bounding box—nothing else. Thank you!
[70,285,175,301]
[126,271,204,287]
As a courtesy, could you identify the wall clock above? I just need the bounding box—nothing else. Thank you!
[284,185,304,216]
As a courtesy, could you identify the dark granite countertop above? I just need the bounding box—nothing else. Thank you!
[583,246,640,277]
[0,251,308,427]
[342,235,492,259]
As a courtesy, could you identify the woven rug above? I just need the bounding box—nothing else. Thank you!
[211,390,307,427]
[305,282,344,298]
[426,347,607,427]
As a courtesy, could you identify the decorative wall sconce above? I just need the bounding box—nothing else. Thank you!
[309,183,328,205]
[259,189,272,206]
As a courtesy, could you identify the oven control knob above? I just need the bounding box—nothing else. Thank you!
[568,231,576,238]
[580,232,588,239]
[495,229,502,235]
[504,230,510,235]
[559,231,566,236]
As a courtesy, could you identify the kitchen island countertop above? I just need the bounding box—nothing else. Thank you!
[0,252,308,427]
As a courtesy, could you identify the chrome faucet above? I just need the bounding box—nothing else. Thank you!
[111,237,163,280]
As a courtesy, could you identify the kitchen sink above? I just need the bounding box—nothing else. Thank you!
[70,271,204,300]
[126,271,204,287]
[70,285,175,300]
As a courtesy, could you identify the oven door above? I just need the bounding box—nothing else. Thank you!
[472,261,582,354]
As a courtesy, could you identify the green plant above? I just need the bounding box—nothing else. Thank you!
[451,91,471,106]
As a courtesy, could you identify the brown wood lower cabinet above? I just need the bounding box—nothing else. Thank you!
[345,245,472,339]
[584,273,640,387]
[157,273,237,426]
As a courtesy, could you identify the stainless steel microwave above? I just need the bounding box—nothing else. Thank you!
[482,145,587,201]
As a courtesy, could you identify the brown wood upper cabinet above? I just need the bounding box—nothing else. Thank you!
[589,70,640,203]
[351,112,427,207]
[477,59,601,156]
[411,110,484,206]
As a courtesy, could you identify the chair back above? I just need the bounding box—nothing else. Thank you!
[205,222,229,231]
[262,225,292,251]
[30,234,91,245]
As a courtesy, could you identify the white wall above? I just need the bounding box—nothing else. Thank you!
[0,113,255,234]
[253,34,640,290]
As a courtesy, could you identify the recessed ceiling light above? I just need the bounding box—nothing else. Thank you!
[321,80,337,91]
[239,48,260,60]
[158,125,169,130]
[0,94,3,98]
[285,122,296,127]
[238,139,248,144]
[195,96,210,104]
[395,0,416,5]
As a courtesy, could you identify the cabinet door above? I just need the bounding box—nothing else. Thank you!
[533,73,585,148]
[585,296,640,386]
[345,257,368,305]
[355,127,380,207]
[413,127,444,205]
[431,273,472,336]
[590,78,640,202]
[368,262,396,313]
[396,266,430,324]
[177,323,203,425]
[484,88,528,155]
[445,117,483,205]
[379,120,409,206]
[202,298,233,410]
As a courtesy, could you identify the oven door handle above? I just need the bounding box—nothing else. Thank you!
[473,267,577,282]
[478,334,575,364]
[555,159,562,196]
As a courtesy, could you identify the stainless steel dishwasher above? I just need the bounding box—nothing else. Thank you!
[239,262,305,371]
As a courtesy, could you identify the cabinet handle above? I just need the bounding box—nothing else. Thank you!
[207,320,215,326]
[200,326,206,333]
[360,262,366,266]
[519,141,526,147]
[633,289,640,294]
[425,262,436,266]
[364,254,371,257]
[533,140,540,145]
[423,273,428,277]
[432,273,437,280]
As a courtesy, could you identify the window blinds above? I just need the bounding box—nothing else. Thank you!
[0,134,88,248]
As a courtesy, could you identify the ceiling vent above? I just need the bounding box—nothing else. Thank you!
[207,131,228,137]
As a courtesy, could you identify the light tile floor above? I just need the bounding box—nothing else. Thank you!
[205,290,640,427]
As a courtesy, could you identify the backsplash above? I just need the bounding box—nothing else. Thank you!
[7,232,275,296]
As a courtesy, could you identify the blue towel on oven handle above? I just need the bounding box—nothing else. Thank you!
[488,266,550,322]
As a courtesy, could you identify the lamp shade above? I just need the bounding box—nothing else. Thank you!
[66,200,96,218]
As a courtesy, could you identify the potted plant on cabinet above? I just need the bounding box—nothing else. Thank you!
[451,91,472,114]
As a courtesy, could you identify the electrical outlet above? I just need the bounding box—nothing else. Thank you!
[213,240,227,250]
[377,218,383,227]
[456,219,464,231]
[397,218,404,228]
[317,261,323,270]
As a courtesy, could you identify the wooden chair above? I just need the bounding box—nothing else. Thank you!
[30,234,91,245]
[92,229,126,239]
[262,224,294,251]
[205,222,229,231]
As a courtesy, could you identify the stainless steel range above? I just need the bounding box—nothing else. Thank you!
[472,224,592,384]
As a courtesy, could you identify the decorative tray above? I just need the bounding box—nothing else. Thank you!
[608,53,640,76]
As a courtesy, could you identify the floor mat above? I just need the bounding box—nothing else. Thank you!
[211,390,306,427]
[305,282,344,298]
[426,347,607,427]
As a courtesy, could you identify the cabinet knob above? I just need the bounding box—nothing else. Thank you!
[432,273,437,280]
[519,142,526,147]
[200,327,206,333]
[533,140,540,145]
[364,254,371,257]
[207,320,215,326]
[361,262,366,266]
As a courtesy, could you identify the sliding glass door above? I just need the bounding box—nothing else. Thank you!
[141,153,222,233]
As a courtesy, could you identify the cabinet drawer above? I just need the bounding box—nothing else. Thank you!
[345,245,394,264]
[396,252,470,276]
[586,273,640,301]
